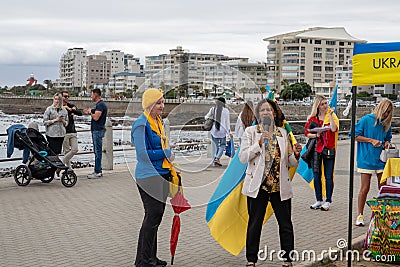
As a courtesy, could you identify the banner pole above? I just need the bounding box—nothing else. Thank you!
[347,86,357,267]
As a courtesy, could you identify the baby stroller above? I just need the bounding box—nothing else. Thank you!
[12,127,77,187]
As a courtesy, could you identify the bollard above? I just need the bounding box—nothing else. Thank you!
[102,118,113,170]
[207,131,212,158]
[164,117,170,142]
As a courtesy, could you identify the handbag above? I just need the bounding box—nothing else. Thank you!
[203,107,215,131]
[380,144,399,162]
[225,138,235,158]
[321,147,335,159]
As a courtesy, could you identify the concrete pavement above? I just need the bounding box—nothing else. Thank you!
[1,136,399,266]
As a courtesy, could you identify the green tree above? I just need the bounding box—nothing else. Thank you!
[192,85,200,98]
[280,82,312,100]
[204,89,210,99]
[212,84,218,98]
[259,86,267,99]
[43,79,53,91]
[240,87,248,100]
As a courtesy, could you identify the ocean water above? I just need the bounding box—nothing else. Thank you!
[0,110,209,177]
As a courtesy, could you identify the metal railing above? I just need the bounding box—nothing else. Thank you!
[1,118,399,164]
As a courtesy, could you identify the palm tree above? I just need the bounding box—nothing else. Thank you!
[192,85,200,98]
[240,87,248,100]
[212,84,218,98]
[204,89,210,99]
[259,86,267,99]
[43,79,53,93]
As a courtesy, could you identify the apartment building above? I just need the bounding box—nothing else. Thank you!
[108,72,145,94]
[58,48,87,91]
[263,27,366,94]
[144,46,250,93]
[100,50,125,74]
[86,55,111,89]
[124,54,144,73]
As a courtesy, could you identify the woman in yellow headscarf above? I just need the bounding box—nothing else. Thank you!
[131,88,174,267]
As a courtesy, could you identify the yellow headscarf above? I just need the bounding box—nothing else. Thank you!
[143,110,180,197]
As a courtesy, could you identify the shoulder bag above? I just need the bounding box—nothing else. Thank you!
[203,107,215,131]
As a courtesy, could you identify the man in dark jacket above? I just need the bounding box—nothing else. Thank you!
[61,90,82,169]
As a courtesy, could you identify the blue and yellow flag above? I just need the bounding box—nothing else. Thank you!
[352,42,400,86]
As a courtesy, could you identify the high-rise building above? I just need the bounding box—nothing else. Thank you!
[263,27,366,95]
[86,55,111,89]
[58,48,87,91]
[145,46,266,95]
[100,50,125,75]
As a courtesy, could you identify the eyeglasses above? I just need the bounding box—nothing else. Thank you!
[63,95,69,98]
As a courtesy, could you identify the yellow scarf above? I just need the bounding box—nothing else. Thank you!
[143,111,180,197]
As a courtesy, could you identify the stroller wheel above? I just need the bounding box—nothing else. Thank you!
[14,165,32,186]
[61,170,77,187]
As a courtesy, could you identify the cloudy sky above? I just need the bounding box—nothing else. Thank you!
[0,0,399,87]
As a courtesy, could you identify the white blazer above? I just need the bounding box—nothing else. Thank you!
[238,125,299,200]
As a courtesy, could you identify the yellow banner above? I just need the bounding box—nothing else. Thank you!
[352,51,400,86]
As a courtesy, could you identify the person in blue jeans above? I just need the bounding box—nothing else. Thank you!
[304,95,339,211]
[205,97,232,167]
[83,88,108,179]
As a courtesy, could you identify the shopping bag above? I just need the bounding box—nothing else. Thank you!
[225,139,235,158]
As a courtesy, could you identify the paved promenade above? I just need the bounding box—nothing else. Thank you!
[1,136,399,267]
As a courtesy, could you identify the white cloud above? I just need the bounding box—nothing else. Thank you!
[1,0,400,86]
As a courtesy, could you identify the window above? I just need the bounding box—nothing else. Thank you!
[326,40,336,45]
[313,66,322,71]
[325,66,334,71]
[339,42,344,46]
[314,60,322,64]
[301,39,308,43]
[315,40,321,44]
[282,66,298,71]
[314,47,322,51]
[314,53,322,58]
[326,54,334,59]
[326,48,334,52]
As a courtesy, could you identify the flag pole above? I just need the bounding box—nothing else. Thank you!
[347,85,357,267]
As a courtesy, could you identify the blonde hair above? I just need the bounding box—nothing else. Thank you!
[308,95,327,119]
[53,93,62,109]
[373,99,393,132]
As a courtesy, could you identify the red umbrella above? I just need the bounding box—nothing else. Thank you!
[170,191,191,265]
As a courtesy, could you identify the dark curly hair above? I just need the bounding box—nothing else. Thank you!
[255,99,284,127]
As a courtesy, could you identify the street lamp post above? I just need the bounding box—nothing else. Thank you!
[290,89,293,101]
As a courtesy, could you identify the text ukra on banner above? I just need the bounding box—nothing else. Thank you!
[352,42,400,86]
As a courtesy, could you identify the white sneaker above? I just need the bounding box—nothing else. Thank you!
[355,214,365,226]
[54,173,60,180]
[321,202,331,211]
[87,172,102,179]
[310,201,322,209]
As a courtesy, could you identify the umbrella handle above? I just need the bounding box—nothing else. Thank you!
[171,256,174,265]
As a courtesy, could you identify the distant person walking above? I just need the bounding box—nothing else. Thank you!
[205,97,232,167]
[83,88,108,179]
[355,99,393,226]
[61,90,82,169]
[305,95,339,211]
[43,93,68,179]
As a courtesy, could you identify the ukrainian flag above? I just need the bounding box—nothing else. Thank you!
[353,42,400,86]
[206,147,275,255]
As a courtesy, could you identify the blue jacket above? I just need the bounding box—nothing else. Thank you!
[131,114,171,179]
[7,124,30,163]
[355,114,392,170]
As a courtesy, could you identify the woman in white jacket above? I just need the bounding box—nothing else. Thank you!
[239,99,301,267]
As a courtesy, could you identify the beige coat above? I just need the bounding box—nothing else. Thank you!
[239,125,299,200]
